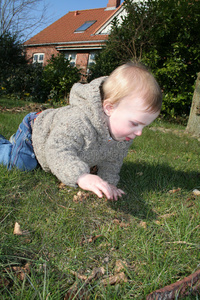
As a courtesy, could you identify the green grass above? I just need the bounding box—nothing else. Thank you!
[0,96,30,108]
[0,97,200,299]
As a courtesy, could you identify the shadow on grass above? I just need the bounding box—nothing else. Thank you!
[108,161,200,220]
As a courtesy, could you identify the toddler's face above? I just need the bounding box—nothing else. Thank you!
[103,94,159,142]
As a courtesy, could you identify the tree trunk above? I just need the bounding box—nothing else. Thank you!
[186,73,200,137]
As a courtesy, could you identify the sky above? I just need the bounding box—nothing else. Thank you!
[29,0,124,38]
[46,0,124,20]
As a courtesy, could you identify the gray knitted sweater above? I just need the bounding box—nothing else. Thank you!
[32,77,132,187]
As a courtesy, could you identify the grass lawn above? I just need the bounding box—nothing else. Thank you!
[0,97,200,299]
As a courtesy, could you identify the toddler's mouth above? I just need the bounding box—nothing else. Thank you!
[125,137,131,141]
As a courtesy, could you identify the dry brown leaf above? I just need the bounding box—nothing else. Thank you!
[186,202,195,208]
[136,172,143,176]
[112,219,130,228]
[13,222,30,235]
[73,191,90,202]
[58,182,66,189]
[101,272,128,286]
[81,234,103,245]
[13,222,22,235]
[86,267,105,282]
[168,188,181,194]
[113,219,120,225]
[159,213,176,219]
[114,260,128,274]
[0,277,10,288]
[193,189,200,196]
[139,221,147,229]
[0,262,30,287]
[64,282,90,300]
[69,270,87,281]
[11,263,30,281]
[154,220,161,225]
[69,267,105,283]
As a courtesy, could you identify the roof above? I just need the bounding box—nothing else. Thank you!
[24,6,121,46]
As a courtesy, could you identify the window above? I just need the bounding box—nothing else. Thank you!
[65,52,77,66]
[88,52,96,68]
[87,52,97,74]
[75,21,96,32]
[33,53,44,64]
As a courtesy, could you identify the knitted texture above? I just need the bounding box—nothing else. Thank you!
[32,77,131,187]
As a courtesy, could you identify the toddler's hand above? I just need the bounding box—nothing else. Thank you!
[77,174,125,200]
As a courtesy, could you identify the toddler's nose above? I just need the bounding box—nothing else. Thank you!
[134,129,142,136]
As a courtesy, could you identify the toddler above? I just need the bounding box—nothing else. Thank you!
[0,62,162,200]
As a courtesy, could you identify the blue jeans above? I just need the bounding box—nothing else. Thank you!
[0,112,38,171]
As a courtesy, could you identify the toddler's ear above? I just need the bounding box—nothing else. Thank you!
[103,99,115,116]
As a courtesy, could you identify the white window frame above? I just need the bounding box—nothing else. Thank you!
[87,52,97,73]
[33,53,44,64]
[65,52,77,66]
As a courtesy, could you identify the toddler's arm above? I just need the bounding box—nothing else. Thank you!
[77,173,125,201]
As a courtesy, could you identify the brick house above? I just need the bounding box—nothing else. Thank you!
[24,0,126,75]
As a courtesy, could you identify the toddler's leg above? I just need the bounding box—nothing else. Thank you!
[0,113,38,171]
[0,135,12,167]
[9,113,38,171]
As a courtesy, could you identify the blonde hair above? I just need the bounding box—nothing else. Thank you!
[102,62,162,113]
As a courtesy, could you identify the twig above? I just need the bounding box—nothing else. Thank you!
[166,241,198,246]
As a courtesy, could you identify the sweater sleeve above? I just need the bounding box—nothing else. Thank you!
[97,161,121,186]
[45,126,90,187]
[97,147,128,186]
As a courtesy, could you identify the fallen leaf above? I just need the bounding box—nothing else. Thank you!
[136,172,143,176]
[58,182,66,189]
[101,272,128,286]
[154,220,161,225]
[139,221,147,229]
[12,263,30,281]
[112,219,130,228]
[168,188,181,194]
[73,191,91,202]
[193,189,200,196]
[13,222,30,235]
[186,202,195,208]
[13,222,22,235]
[159,213,176,219]
[69,267,105,283]
[114,260,128,274]
[69,270,87,281]
[64,282,90,300]
[81,234,103,245]
[0,277,10,288]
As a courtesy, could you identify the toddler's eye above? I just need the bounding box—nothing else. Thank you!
[131,121,138,126]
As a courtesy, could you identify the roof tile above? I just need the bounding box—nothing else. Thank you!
[25,7,118,45]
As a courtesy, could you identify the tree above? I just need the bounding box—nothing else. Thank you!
[42,54,81,102]
[0,32,27,87]
[90,0,200,119]
[186,73,200,137]
[0,0,48,39]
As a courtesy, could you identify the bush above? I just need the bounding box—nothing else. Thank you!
[42,54,81,103]
[89,0,200,120]
[1,36,81,103]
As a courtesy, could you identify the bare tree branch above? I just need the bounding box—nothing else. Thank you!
[0,0,50,40]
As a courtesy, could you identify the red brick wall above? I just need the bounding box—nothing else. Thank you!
[25,46,59,65]
[76,53,89,73]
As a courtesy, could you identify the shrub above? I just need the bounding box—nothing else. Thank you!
[42,54,81,103]
[89,0,200,120]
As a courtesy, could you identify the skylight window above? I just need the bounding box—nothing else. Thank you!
[75,21,96,32]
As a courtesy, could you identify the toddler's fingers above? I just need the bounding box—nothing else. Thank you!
[92,187,103,198]
[118,189,125,195]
